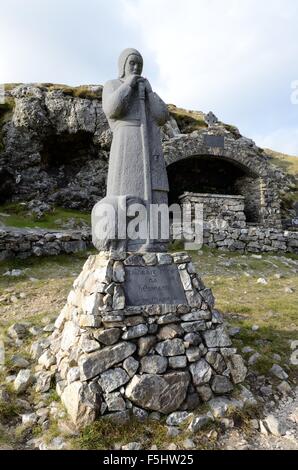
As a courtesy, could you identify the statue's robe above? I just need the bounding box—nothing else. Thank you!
[102,78,169,205]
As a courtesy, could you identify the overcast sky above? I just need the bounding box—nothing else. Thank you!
[0,0,297,155]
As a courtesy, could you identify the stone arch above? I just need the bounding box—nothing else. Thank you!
[162,134,281,227]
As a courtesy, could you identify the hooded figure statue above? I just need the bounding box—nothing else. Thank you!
[92,48,170,253]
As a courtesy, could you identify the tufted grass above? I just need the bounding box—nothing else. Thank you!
[45,84,102,100]
[265,148,298,176]
[0,202,90,229]
[168,105,207,133]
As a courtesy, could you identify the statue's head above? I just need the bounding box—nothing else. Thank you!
[118,48,143,78]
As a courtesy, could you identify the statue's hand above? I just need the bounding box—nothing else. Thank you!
[125,74,141,89]
[142,78,152,94]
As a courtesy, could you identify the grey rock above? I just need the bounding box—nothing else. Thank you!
[22,413,38,426]
[228,354,247,383]
[179,269,192,291]
[181,321,206,333]
[125,372,190,413]
[209,397,233,418]
[79,342,136,380]
[122,324,148,340]
[155,339,185,356]
[98,368,130,393]
[158,324,183,340]
[93,328,121,346]
[122,442,142,450]
[242,346,255,354]
[270,364,288,380]
[211,310,224,324]
[132,406,148,421]
[61,381,101,427]
[123,357,139,377]
[105,393,126,411]
[185,290,203,308]
[157,253,173,265]
[184,333,202,346]
[272,353,281,362]
[211,376,233,394]
[202,326,232,348]
[259,420,269,436]
[141,356,168,374]
[79,334,101,353]
[124,255,145,266]
[142,253,157,265]
[264,415,285,436]
[181,311,211,322]
[190,359,212,386]
[229,327,241,337]
[168,356,187,369]
[166,411,193,426]
[7,323,27,340]
[14,369,32,393]
[248,352,261,365]
[149,411,161,421]
[290,340,298,350]
[11,355,30,368]
[196,384,213,402]
[60,321,80,351]
[138,336,156,357]
[112,285,125,310]
[237,385,258,408]
[35,371,53,393]
[112,261,125,282]
[30,339,50,361]
[290,350,298,366]
[205,351,226,373]
[66,367,81,385]
[188,414,212,433]
[277,381,292,395]
[186,347,202,363]
[157,314,180,325]
[38,350,56,369]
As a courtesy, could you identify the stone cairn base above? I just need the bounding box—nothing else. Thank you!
[36,251,247,428]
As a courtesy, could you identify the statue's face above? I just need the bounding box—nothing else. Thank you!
[124,54,143,77]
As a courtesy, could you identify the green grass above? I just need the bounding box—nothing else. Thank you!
[0,203,90,229]
[265,148,298,176]
[192,248,298,377]
[44,84,102,100]
[168,105,208,133]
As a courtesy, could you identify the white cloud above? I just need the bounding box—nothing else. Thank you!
[121,0,298,154]
[0,0,297,155]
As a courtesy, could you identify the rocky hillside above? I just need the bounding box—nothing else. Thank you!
[0,83,296,220]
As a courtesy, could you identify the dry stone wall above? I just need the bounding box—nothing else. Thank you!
[0,227,91,261]
[33,251,247,427]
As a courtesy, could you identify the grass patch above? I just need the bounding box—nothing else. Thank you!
[168,105,207,133]
[0,399,21,423]
[73,419,163,450]
[0,202,90,229]
[265,148,298,176]
[45,84,102,100]
[192,249,298,378]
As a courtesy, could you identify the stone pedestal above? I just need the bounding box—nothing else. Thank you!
[39,251,247,427]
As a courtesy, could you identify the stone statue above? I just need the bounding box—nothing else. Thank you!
[92,48,170,252]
